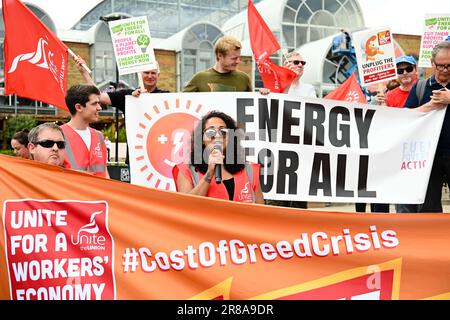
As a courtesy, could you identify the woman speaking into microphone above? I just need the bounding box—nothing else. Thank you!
[172,111,264,204]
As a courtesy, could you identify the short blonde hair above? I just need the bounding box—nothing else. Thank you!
[214,35,242,59]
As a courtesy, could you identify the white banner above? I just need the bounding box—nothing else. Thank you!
[125,93,445,203]
[353,28,397,86]
[109,16,157,76]
[418,14,450,68]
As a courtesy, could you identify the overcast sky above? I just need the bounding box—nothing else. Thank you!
[25,0,450,34]
[358,0,449,35]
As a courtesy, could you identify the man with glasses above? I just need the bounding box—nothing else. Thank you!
[283,51,317,98]
[28,123,66,167]
[263,51,316,210]
[62,84,110,178]
[403,40,450,212]
[75,56,169,165]
[371,55,419,213]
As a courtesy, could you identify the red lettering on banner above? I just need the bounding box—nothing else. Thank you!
[3,200,115,300]
[400,160,427,170]
[363,69,396,83]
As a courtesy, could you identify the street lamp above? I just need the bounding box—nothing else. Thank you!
[99,14,122,163]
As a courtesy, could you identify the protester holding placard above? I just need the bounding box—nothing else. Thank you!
[75,56,169,109]
[371,55,419,213]
[172,111,264,204]
[75,56,169,165]
[404,41,450,212]
[375,55,419,108]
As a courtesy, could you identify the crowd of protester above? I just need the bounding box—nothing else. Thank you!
[8,35,450,211]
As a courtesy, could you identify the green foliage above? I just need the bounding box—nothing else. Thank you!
[102,125,127,142]
[4,116,37,140]
[0,149,15,156]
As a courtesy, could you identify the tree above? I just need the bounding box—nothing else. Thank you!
[102,124,127,142]
[1,115,37,149]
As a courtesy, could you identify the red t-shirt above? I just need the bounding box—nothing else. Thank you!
[385,87,410,108]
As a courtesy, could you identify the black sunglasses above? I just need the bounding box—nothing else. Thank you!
[289,60,306,66]
[397,65,415,74]
[35,140,66,149]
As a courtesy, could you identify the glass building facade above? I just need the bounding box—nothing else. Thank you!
[282,0,363,52]
[0,0,365,110]
[74,0,261,39]
[80,0,264,89]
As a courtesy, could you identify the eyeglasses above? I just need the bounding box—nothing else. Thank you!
[203,128,228,140]
[434,63,450,71]
[397,65,415,74]
[35,140,66,149]
[288,60,306,66]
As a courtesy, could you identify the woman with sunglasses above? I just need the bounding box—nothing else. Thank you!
[173,111,264,204]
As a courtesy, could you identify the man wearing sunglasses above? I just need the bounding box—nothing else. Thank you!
[28,123,66,167]
[375,55,418,108]
[368,56,419,213]
[264,51,316,210]
[283,51,317,98]
[400,40,450,213]
[62,85,110,178]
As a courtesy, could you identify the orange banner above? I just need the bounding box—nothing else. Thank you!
[0,154,449,300]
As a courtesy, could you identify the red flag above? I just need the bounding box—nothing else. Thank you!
[247,0,296,93]
[325,74,367,104]
[2,0,68,110]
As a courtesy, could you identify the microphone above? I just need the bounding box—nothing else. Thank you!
[213,143,222,184]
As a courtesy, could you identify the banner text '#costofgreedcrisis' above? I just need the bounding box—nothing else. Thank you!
[0,155,449,300]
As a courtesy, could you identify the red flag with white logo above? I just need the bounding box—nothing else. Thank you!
[325,74,367,104]
[247,0,296,93]
[2,0,68,110]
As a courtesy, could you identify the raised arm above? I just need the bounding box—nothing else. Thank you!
[74,55,112,106]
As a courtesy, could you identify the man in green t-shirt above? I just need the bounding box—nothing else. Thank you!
[183,35,252,92]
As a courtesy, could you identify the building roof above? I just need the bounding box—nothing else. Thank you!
[24,0,103,30]
[18,0,450,45]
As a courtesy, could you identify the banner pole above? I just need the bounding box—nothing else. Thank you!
[138,73,145,90]
[68,48,92,74]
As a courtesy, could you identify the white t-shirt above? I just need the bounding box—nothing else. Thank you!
[105,139,111,149]
[74,128,91,150]
[285,79,317,98]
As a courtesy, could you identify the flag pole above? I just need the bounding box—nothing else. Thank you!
[138,73,145,90]
[68,48,92,74]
